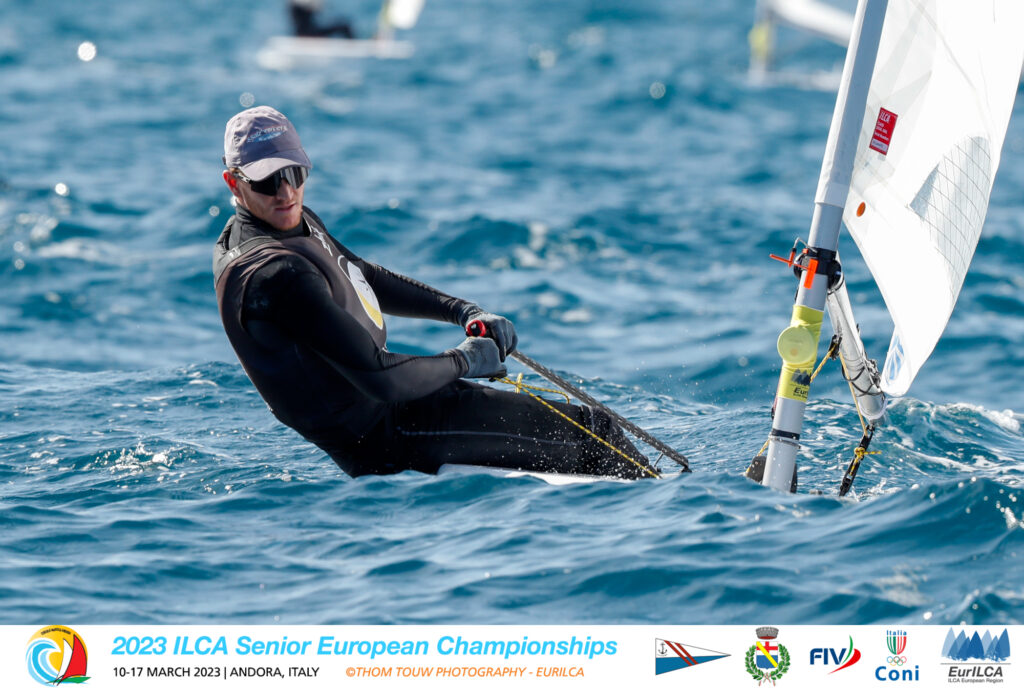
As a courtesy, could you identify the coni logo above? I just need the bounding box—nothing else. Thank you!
[875,629,919,682]
[25,626,90,685]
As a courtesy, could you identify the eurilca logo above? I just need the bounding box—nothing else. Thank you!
[25,625,90,685]
[654,638,728,675]
[941,628,1010,684]
[875,629,918,682]
[809,635,861,674]
[942,628,1010,661]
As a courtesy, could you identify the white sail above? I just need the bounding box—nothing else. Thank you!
[840,0,1024,396]
[384,0,425,31]
[760,0,854,47]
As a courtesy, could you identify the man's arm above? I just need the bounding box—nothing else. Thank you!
[245,256,469,403]
[361,261,480,325]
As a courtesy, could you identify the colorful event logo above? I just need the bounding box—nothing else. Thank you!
[25,625,90,685]
[875,629,918,682]
[941,628,1010,684]
[745,626,790,684]
[654,638,729,675]
[810,635,861,674]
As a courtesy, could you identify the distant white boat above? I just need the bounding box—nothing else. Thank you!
[749,0,855,88]
[257,0,425,70]
[257,36,414,70]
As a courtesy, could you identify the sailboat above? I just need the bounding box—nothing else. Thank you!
[257,0,426,70]
[752,0,1024,493]
[55,634,89,684]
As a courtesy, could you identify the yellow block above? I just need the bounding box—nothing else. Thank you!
[776,305,823,403]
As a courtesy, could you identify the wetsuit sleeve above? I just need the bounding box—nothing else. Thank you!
[244,256,470,403]
[360,262,480,325]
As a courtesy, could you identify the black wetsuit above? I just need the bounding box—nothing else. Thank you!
[213,207,655,479]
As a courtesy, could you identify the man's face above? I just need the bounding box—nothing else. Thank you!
[228,170,305,230]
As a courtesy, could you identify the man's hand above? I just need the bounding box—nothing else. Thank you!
[464,311,518,360]
[454,337,507,378]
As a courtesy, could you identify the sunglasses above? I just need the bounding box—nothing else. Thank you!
[237,166,309,196]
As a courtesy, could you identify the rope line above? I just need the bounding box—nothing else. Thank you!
[493,376,663,480]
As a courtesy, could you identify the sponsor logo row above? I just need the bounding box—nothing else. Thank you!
[655,626,1012,683]
[21,624,1015,685]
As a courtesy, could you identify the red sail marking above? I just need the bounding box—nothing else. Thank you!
[665,640,697,666]
[830,648,861,674]
[59,635,88,681]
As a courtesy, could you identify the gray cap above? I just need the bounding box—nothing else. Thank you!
[223,106,312,180]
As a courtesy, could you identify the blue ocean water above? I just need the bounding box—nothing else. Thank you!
[1,0,1022,624]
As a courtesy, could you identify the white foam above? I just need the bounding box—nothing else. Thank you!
[948,402,1021,433]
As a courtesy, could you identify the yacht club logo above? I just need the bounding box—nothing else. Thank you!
[654,638,728,675]
[941,628,1010,684]
[25,625,90,685]
[745,627,790,684]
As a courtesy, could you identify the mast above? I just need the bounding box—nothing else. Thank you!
[760,0,888,492]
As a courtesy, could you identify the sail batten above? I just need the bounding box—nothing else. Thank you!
[842,0,1024,396]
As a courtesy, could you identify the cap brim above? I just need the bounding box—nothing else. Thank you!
[238,147,312,180]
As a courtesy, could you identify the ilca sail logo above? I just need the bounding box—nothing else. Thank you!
[745,626,790,685]
[654,638,728,675]
[875,629,919,682]
[941,627,1010,684]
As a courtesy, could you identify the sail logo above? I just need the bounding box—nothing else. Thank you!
[25,625,90,685]
[810,636,861,674]
[875,629,918,682]
[941,628,1010,684]
[654,638,728,675]
[745,626,790,684]
[870,107,898,155]
[883,334,905,387]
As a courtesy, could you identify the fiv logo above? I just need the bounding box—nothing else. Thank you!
[809,635,861,674]
[875,629,919,682]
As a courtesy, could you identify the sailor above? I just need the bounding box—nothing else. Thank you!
[214,106,656,479]
[288,0,355,39]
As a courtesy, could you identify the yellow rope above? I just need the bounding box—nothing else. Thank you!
[809,337,840,383]
[493,377,662,480]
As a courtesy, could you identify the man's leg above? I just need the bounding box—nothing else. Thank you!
[384,381,658,479]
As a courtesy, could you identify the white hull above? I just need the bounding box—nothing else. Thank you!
[257,36,414,70]
[438,464,632,485]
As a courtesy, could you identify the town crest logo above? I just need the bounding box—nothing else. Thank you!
[745,626,790,684]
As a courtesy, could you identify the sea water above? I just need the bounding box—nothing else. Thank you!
[1,0,1022,624]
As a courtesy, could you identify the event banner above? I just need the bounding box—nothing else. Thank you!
[1,624,1015,687]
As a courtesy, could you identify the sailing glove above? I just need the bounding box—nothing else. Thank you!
[462,310,518,361]
[454,337,507,378]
